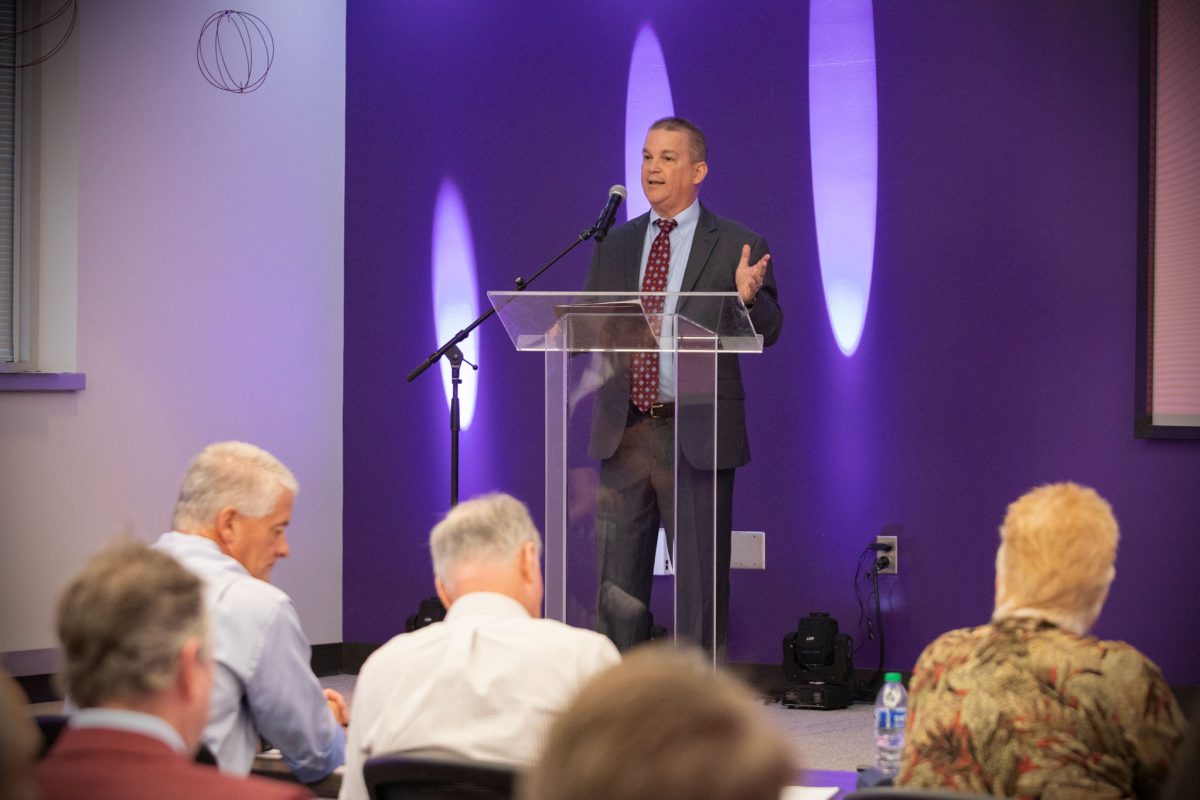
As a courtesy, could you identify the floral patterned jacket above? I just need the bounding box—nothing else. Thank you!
[898,617,1184,799]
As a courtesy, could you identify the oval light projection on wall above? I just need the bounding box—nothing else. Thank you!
[809,0,878,357]
[431,177,480,428]
[625,23,675,220]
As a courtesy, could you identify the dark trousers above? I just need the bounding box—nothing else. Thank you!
[594,410,735,657]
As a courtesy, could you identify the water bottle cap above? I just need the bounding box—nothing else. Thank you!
[885,672,902,683]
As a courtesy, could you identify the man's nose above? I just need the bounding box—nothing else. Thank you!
[277,532,290,558]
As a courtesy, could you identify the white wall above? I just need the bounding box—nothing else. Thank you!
[0,0,345,666]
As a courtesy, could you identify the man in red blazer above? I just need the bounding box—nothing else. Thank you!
[33,541,311,800]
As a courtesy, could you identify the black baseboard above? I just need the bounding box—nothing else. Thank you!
[341,642,379,673]
[311,642,380,677]
[16,642,383,701]
[310,643,343,677]
[1175,685,1200,716]
[15,673,61,705]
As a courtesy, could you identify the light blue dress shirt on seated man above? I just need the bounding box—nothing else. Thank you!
[638,198,700,401]
[153,531,344,783]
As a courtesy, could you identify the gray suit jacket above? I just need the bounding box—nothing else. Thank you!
[583,204,782,470]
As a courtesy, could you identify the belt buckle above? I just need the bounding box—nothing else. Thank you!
[648,402,670,419]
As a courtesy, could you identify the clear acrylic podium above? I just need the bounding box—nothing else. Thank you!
[488,291,762,662]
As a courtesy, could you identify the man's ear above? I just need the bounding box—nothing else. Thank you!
[692,160,708,186]
[519,541,539,583]
[519,541,544,618]
[176,638,205,701]
[434,576,453,610]
[214,507,238,544]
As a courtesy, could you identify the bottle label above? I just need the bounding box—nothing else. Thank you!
[876,708,906,729]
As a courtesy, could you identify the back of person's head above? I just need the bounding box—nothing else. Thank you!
[171,440,299,532]
[0,669,39,800]
[57,541,209,710]
[994,481,1119,634]
[521,645,796,800]
[429,492,542,592]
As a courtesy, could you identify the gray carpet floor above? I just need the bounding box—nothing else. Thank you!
[761,701,877,772]
[320,674,876,773]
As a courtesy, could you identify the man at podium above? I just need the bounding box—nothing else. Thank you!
[583,117,782,657]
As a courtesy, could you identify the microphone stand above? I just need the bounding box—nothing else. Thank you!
[407,219,610,509]
[446,344,469,507]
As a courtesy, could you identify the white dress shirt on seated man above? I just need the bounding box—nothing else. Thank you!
[338,591,620,800]
[154,531,345,781]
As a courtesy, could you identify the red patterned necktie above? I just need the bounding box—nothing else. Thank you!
[630,218,677,412]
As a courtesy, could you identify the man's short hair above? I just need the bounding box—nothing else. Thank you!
[429,493,542,589]
[522,645,796,800]
[994,482,1119,632]
[649,116,708,162]
[57,541,208,708]
[171,441,299,531]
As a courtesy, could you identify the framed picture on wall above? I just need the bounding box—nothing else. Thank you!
[1135,0,1200,440]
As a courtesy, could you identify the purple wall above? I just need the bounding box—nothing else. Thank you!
[344,0,1200,683]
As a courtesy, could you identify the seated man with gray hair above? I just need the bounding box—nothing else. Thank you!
[153,441,345,782]
[33,542,309,800]
[899,482,1185,798]
[338,492,620,800]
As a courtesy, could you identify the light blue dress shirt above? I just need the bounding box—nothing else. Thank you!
[153,531,344,783]
[639,199,700,401]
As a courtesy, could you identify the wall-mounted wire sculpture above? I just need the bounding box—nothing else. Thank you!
[196,10,275,94]
[0,0,77,69]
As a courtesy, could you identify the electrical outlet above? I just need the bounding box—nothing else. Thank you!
[876,534,898,574]
[730,531,766,569]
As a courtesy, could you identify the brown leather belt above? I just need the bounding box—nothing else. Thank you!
[629,401,675,420]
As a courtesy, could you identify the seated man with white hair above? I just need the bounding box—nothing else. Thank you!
[338,492,620,800]
[899,482,1185,798]
[154,441,346,782]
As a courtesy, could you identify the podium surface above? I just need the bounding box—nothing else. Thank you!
[489,291,761,661]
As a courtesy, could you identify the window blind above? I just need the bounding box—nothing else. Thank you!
[0,0,17,362]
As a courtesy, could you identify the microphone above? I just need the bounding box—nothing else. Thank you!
[591,185,627,242]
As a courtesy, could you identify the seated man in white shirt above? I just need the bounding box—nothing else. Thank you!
[153,441,346,783]
[338,493,621,800]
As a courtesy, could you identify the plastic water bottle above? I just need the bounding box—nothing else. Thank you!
[874,672,907,779]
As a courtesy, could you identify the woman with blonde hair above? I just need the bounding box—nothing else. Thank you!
[899,482,1185,798]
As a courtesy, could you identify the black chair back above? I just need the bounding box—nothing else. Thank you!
[364,754,517,800]
[34,714,68,758]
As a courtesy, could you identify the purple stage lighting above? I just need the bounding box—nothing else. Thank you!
[809,0,878,357]
[624,23,675,220]
[431,178,480,428]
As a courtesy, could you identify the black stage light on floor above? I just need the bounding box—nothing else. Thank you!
[405,596,446,632]
[781,611,854,710]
